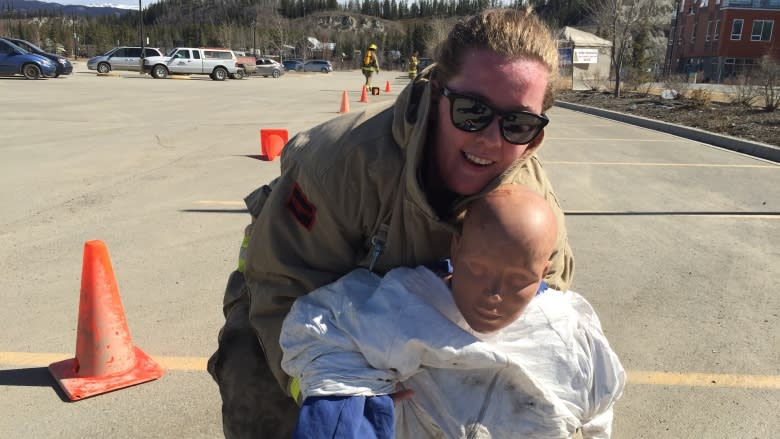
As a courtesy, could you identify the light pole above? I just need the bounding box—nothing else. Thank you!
[252,19,256,58]
[139,0,145,73]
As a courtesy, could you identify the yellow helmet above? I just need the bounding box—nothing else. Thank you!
[368,43,378,50]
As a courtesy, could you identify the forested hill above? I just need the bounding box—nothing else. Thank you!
[1,0,130,17]
[0,0,589,60]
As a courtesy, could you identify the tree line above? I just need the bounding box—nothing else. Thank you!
[0,0,593,57]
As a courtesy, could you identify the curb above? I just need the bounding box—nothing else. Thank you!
[555,100,780,164]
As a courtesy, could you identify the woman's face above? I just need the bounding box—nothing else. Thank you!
[432,50,550,196]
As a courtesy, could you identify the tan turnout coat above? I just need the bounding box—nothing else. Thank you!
[226,72,575,390]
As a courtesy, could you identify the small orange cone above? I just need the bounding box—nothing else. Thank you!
[385,81,391,93]
[339,90,350,113]
[359,86,369,103]
[260,128,289,161]
[49,240,164,400]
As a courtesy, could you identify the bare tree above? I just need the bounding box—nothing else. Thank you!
[585,0,671,97]
[757,55,780,112]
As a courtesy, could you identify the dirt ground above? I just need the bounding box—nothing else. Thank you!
[556,89,780,148]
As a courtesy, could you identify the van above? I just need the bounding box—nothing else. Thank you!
[87,46,163,73]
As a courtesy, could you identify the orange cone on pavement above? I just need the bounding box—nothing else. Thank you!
[260,128,289,161]
[339,90,350,113]
[385,81,391,93]
[359,86,369,103]
[49,240,164,401]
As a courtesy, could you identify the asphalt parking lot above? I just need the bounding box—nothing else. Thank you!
[1,63,778,438]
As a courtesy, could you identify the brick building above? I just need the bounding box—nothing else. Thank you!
[665,0,780,82]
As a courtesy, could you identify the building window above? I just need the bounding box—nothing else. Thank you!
[731,19,743,40]
[706,20,712,41]
[714,20,720,41]
[751,20,774,42]
[692,22,697,43]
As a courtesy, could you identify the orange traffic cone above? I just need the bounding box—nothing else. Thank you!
[260,128,288,161]
[385,81,391,93]
[339,90,350,113]
[360,86,369,103]
[49,240,164,401]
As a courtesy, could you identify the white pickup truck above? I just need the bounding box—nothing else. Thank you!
[143,47,240,81]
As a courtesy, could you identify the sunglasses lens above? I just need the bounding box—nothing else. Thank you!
[501,113,545,144]
[450,96,494,132]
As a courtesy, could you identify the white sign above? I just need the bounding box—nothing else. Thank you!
[573,48,599,64]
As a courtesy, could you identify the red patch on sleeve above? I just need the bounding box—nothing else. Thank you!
[287,183,317,230]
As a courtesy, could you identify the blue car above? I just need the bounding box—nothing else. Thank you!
[282,59,303,71]
[0,38,56,79]
[5,37,72,77]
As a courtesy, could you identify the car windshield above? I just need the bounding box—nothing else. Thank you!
[20,40,44,53]
[5,40,29,54]
[101,48,115,56]
[166,48,179,57]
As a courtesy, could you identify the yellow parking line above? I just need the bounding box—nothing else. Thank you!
[547,138,668,142]
[564,211,780,219]
[628,370,780,389]
[2,352,779,388]
[194,200,245,206]
[545,161,777,168]
[0,352,207,371]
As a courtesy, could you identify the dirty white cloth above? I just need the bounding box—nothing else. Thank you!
[281,267,625,438]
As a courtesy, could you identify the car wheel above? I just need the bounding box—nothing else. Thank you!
[53,72,60,78]
[22,63,41,80]
[232,68,245,80]
[272,69,280,78]
[212,67,227,81]
[151,65,168,79]
[97,62,110,74]
[321,67,328,73]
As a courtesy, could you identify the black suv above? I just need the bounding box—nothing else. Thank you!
[4,37,72,77]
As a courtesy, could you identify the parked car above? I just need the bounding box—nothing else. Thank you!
[282,59,303,71]
[4,37,72,77]
[418,57,434,71]
[232,54,256,79]
[87,46,163,73]
[303,59,332,73]
[0,38,57,79]
[255,57,284,78]
[143,47,240,81]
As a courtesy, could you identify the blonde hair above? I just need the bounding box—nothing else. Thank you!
[433,8,559,111]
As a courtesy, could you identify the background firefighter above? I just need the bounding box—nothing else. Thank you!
[362,43,380,90]
[408,50,419,79]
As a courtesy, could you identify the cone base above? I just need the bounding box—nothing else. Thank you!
[49,346,164,401]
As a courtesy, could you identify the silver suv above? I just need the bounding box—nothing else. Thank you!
[87,46,163,73]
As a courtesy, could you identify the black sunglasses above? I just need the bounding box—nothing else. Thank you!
[440,86,549,145]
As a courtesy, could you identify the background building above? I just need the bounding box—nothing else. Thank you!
[665,0,780,82]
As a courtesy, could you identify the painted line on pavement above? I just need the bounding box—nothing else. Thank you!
[2,352,779,389]
[0,352,207,371]
[628,370,780,388]
[564,211,780,219]
[194,200,245,206]
[547,138,669,142]
[545,161,777,168]
[191,202,780,220]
